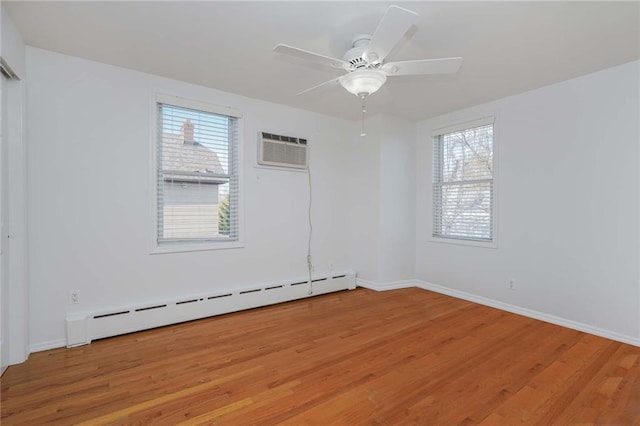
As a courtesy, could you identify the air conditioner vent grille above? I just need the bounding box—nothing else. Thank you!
[261,132,307,145]
[258,132,308,169]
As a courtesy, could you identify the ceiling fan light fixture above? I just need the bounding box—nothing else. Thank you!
[339,70,387,97]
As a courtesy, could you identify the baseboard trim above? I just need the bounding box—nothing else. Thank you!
[415,280,640,347]
[29,339,67,353]
[29,279,640,351]
[356,278,415,291]
[0,340,5,375]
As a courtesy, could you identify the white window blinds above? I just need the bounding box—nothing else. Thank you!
[432,118,494,242]
[156,96,240,244]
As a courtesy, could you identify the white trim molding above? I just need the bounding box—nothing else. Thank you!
[29,339,67,354]
[416,280,639,347]
[357,277,639,347]
[155,93,242,118]
[356,278,415,292]
[432,116,495,137]
[0,340,4,375]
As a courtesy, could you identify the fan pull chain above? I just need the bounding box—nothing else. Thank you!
[360,95,367,137]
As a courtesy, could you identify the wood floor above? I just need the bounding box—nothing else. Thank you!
[1,287,639,425]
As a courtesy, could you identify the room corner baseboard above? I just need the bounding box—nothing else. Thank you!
[416,280,640,347]
[28,278,640,354]
[356,278,415,291]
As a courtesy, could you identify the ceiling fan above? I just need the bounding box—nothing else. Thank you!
[274,5,463,99]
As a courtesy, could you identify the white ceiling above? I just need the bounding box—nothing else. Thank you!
[5,1,639,122]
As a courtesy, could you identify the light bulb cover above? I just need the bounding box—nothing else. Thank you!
[339,70,387,97]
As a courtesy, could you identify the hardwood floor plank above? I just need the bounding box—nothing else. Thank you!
[386,324,583,424]
[2,287,638,425]
[535,340,621,424]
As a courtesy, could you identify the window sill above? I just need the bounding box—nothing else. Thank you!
[151,240,244,254]
[430,236,497,249]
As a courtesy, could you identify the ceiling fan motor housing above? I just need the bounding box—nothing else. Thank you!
[343,34,375,70]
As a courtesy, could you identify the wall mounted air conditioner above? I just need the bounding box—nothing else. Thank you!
[258,132,308,169]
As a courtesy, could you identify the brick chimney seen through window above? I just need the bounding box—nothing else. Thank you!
[182,119,194,144]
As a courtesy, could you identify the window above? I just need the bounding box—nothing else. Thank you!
[432,117,494,244]
[156,95,240,245]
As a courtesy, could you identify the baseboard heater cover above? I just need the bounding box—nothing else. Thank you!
[65,271,356,347]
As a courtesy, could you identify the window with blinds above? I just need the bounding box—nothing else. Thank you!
[156,95,240,244]
[432,117,494,243]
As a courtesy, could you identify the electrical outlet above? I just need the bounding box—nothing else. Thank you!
[508,280,515,290]
[71,290,80,304]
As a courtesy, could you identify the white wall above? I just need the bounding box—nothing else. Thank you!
[349,115,416,284]
[416,61,640,342]
[1,3,29,368]
[26,48,355,350]
[21,47,640,352]
[348,124,381,281]
[377,116,416,282]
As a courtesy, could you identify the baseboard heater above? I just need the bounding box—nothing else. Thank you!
[65,272,356,347]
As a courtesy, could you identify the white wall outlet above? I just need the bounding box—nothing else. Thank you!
[508,280,515,290]
[71,290,80,304]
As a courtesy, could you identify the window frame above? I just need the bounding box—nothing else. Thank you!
[150,93,244,254]
[430,116,498,249]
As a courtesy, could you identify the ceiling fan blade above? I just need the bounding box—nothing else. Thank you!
[274,44,347,70]
[382,57,463,76]
[296,76,342,96]
[364,5,418,64]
